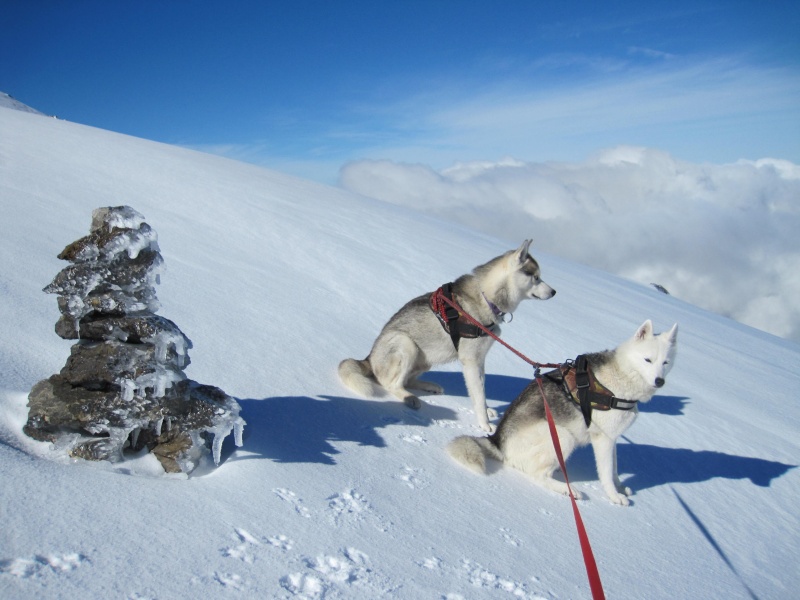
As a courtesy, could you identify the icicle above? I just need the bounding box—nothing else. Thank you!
[153,370,167,398]
[234,420,244,447]
[154,417,164,437]
[119,379,135,402]
[129,427,140,449]
[210,414,246,465]
[153,333,168,364]
[212,431,226,466]
[107,427,135,462]
[173,334,188,368]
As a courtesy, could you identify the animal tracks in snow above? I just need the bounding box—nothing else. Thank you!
[432,418,462,429]
[221,527,263,564]
[217,525,395,598]
[214,526,296,591]
[268,533,294,551]
[500,527,522,547]
[416,555,551,599]
[396,465,429,490]
[213,571,245,590]
[0,552,89,579]
[282,547,395,598]
[327,488,392,532]
[399,432,427,445]
[274,487,312,518]
[216,521,396,597]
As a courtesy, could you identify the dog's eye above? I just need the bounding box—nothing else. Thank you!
[644,358,652,363]
[663,360,670,366]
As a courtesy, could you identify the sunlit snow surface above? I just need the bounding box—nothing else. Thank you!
[0,105,798,600]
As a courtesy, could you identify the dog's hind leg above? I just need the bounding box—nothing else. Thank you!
[505,423,586,499]
[407,377,444,395]
[371,333,425,409]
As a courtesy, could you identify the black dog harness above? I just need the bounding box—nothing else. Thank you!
[430,283,498,350]
[546,355,639,426]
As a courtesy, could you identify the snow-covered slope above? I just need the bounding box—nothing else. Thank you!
[1,105,798,599]
[0,92,46,115]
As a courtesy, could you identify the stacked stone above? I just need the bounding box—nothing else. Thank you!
[24,206,244,474]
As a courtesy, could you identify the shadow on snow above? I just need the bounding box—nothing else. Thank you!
[228,394,456,465]
[424,371,691,416]
[427,371,793,491]
[223,371,793,491]
[564,442,795,491]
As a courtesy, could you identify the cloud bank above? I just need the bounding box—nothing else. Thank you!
[340,147,800,342]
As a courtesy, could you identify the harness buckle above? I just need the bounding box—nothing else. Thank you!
[575,370,590,389]
[444,305,460,322]
[574,355,590,389]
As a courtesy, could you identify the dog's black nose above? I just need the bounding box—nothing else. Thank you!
[551,289,557,297]
[655,377,665,388]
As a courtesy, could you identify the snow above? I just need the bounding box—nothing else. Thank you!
[1,104,798,600]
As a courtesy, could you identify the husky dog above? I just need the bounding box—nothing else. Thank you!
[338,240,556,432]
[447,320,678,505]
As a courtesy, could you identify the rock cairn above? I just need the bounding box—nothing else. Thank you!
[24,206,245,474]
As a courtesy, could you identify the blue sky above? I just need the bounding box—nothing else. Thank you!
[2,1,799,182]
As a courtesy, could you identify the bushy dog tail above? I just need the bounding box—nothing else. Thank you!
[338,357,382,397]
[446,435,503,474]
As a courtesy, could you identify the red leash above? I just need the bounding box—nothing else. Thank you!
[538,375,606,600]
[436,289,606,600]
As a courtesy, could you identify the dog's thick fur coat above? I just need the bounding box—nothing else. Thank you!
[338,241,555,431]
[447,320,678,504]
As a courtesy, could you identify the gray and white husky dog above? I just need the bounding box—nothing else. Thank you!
[338,240,556,432]
[447,320,678,505]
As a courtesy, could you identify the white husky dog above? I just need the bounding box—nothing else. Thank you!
[447,320,678,505]
[338,241,556,432]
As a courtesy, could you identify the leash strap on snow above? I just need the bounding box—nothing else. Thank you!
[436,292,606,600]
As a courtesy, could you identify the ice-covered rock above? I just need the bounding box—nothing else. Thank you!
[24,206,245,474]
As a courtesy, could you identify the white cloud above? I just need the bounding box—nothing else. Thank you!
[415,59,799,155]
[340,147,800,342]
[627,46,675,60]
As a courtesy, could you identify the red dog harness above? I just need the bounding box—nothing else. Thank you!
[430,283,496,350]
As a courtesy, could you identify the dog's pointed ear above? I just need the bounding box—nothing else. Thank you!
[634,320,654,340]
[666,323,678,342]
[513,240,532,264]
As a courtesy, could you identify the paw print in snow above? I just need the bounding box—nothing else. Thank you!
[396,465,429,490]
[0,552,88,578]
[274,487,312,518]
[268,534,294,551]
[399,433,427,445]
[500,527,521,547]
[221,528,261,564]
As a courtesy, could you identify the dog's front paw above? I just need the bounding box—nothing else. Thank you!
[566,487,585,500]
[486,407,498,419]
[479,421,496,433]
[607,492,631,506]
